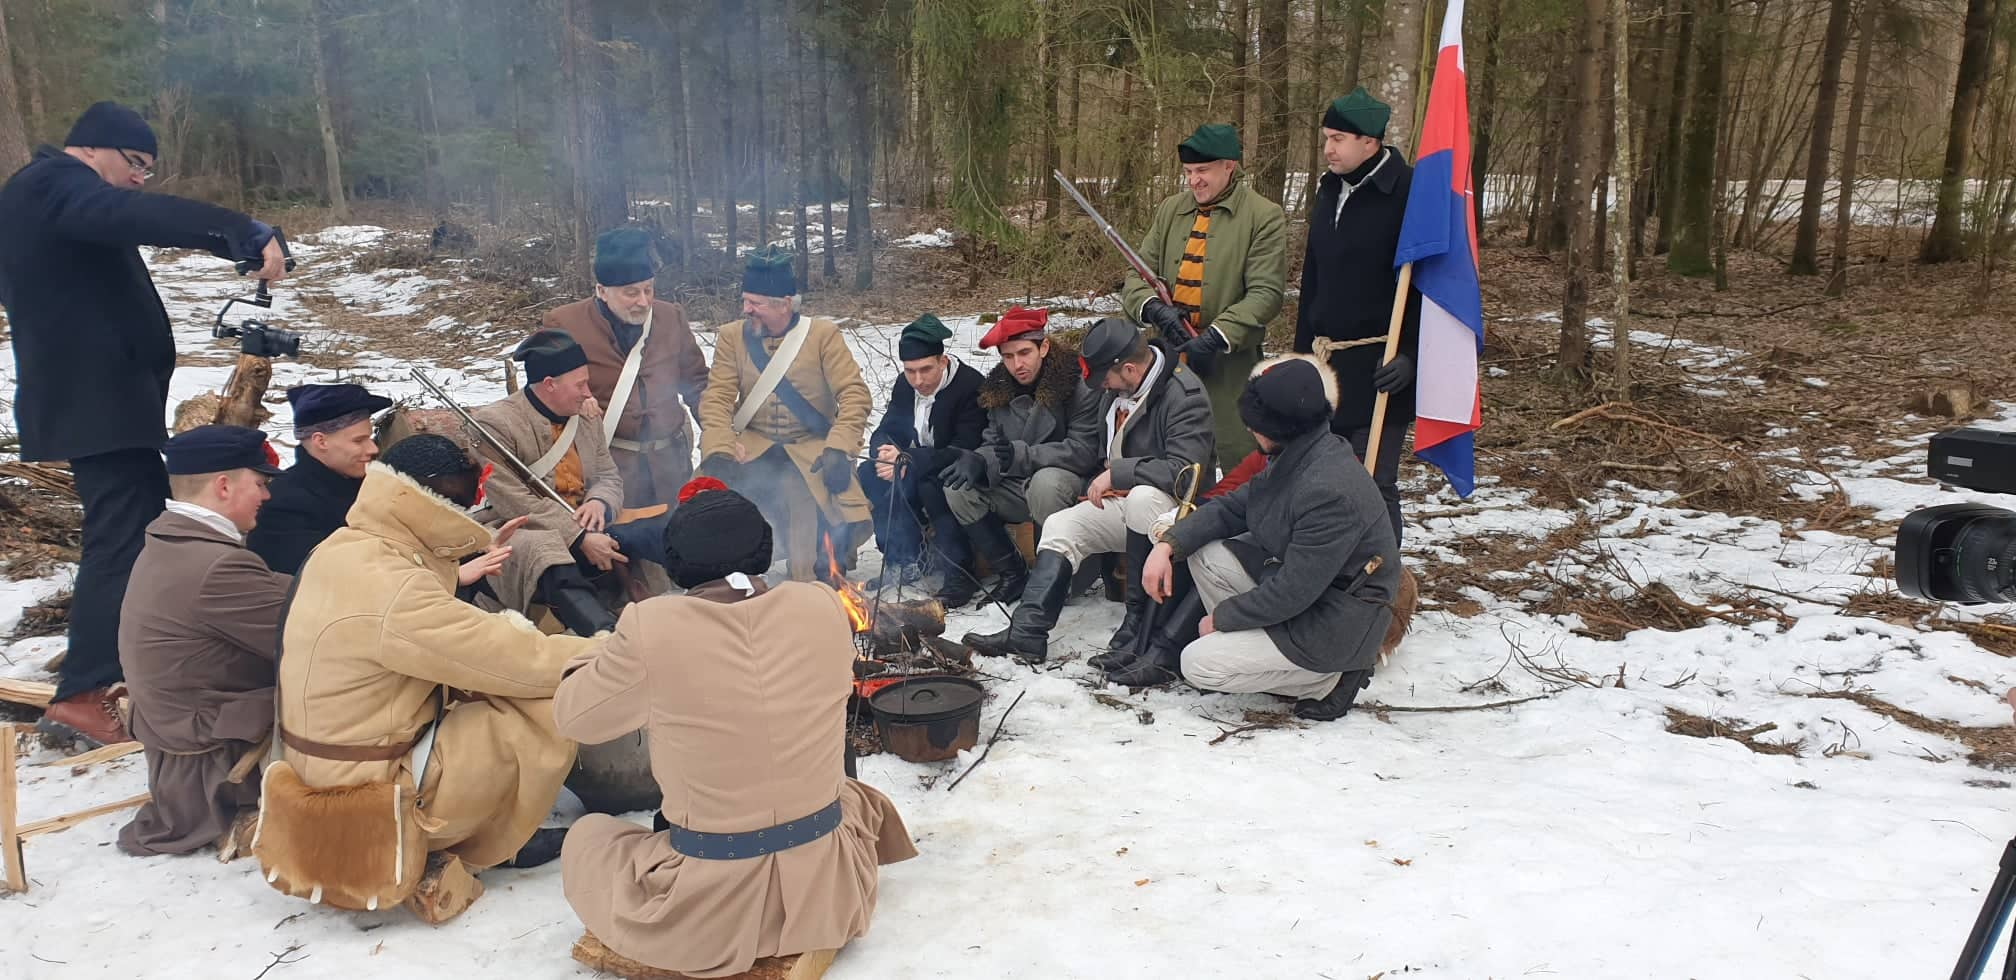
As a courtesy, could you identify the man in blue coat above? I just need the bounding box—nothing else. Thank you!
[0,102,288,747]
[857,315,987,604]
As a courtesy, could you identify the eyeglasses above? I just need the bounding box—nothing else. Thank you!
[119,151,155,180]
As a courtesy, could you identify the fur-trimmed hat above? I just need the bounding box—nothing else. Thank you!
[1237,354,1339,442]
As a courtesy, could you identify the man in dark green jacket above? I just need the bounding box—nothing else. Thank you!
[1121,123,1287,476]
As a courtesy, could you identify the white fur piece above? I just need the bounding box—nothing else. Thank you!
[499,608,541,635]
[367,896,379,911]
[309,885,323,905]
[363,460,488,556]
[251,764,272,850]
[392,784,407,885]
[267,868,279,883]
[1248,353,1341,411]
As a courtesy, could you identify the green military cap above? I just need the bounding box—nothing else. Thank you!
[741,247,796,297]
[1323,87,1391,139]
[1178,123,1243,163]
[897,313,953,360]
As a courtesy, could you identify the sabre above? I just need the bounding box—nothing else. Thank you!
[1051,170,1197,341]
[1131,461,1207,660]
[408,368,576,512]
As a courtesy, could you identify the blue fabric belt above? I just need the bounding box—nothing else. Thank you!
[665,800,844,860]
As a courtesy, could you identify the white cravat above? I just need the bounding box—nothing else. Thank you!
[1105,346,1166,455]
[912,354,957,448]
[164,499,242,542]
[1333,147,1393,225]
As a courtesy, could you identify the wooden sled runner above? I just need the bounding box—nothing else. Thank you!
[571,932,838,980]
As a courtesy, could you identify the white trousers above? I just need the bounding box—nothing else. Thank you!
[1034,485,1178,568]
[1178,540,1341,700]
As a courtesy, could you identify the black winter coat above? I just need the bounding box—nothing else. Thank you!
[867,358,988,478]
[1293,147,1424,430]
[0,147,264,461]
[1169,427,1401,674]
[245,447,363,576]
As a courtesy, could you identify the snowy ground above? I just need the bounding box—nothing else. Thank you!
[5,226,2016,978]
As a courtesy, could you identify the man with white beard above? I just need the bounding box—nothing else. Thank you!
[544,228,711,510]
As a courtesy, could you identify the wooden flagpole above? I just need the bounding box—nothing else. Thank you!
[1363,261,1416,473]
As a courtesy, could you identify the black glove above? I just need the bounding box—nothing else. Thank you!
[1178,329,1227,358]
[937,448,987,492]
[696,453,738,481]
[983,442,1016,475]
[1372,353,1415,393]
[811,448,854,495]
[1141,298,1187,339]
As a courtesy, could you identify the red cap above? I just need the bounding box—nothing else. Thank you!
[978,306,1049,349]
[678,476,729,504]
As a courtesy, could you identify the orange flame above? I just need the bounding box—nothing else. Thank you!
[824,531,871,634]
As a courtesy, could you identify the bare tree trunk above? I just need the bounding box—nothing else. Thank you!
[1067,54,1082,174]
[792,13,812,287]
[1374,0,1425,154]
[1611,0,1635,397]
[658,5,699,268]
[0,5,28,175]
[1920,0,1997,263]
[755,0,771,253]
[1592,15,1616,276]
[1559,0,1607,381]
[306,0,348,220]
[1827,5,1873,296]
[1233,0,1250,132]
[1471,0,1506,232]
[1654,0,1693,253]
[1042,6,1061,222]
[1790,0,1853,274]
[1342,0,1367,85]
[849,66,875,290]
[720,0,740,259]
[1304,0,1328,212]
[1668,0,1723,276]
[816,18,838,277]
[559,0,592,276]
[1254,0,1291,200]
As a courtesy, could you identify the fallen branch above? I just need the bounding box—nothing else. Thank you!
[1363,693,1554,713]
[1208,722,1273,745]
[252,944,308,980]
[946,689,1026,792]
[1597,460,1683,475]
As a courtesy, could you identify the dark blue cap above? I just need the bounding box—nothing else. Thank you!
[64,101,158,157]
[288,383,394,433]
[164,425,284,477]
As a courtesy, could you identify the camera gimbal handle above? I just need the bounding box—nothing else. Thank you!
[233,228,295,308]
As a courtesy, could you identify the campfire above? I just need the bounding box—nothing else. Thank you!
[822,532,971,697]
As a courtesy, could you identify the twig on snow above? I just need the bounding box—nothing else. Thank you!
[947,689,1026,792]
[252,944,308,980]
[1363,693,1555,713]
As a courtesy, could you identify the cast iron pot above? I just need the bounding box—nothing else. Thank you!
[868,675,985,763]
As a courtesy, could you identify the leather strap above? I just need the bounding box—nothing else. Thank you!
[731,317,820,435]
[601,307,654,449]
[663,799,843,860]
[527,415,580,480]
[279,725,424,763]
[609,435,675,453]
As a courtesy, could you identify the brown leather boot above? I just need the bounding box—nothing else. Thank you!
[37,685,130,749]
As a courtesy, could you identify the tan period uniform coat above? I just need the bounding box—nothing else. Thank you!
[544,298,710,510]
[470,389,627,613]
[117,511,290,856]
[278,463,594,869]
[697,316,872,580]
[556,577,915,978]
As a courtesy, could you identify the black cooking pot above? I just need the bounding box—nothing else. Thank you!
[868,675,985,763]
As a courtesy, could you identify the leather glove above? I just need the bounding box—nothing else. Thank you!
[1140,298,1187,339]
[937,448,987,492]
[811,448,854,495]
[1372,353,1415,393]
[984,442,1016,475]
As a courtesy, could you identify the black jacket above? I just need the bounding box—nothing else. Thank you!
[1103,347,1216,496]
[975,344,1102,484]
[867,358,987,478]
[0,147,264,461]
[1169,427,1401,673]
[1293,147,1424,430]
[245,447,362,575]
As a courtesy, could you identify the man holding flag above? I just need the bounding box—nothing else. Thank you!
[1294,87,1423,543]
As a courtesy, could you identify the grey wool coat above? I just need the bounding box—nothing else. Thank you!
[1168,426,1401,673]
[974,342,1104,485]
[1102,350,1217,496]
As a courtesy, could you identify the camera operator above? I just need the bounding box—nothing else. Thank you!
[0,101,290,748]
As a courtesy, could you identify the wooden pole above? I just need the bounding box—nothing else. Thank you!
[2,724,25,893]
[1363,262,1416,472]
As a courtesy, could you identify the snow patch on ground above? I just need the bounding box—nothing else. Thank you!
[895,228,956,249]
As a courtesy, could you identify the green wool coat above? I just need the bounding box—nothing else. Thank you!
[1120,175,1287,474]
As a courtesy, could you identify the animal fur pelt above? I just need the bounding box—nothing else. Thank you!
[1380,565,1419,664]
[252,761,428,912]
[977,341,1082,412]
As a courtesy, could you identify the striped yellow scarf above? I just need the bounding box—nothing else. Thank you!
[1170,207,1212,331]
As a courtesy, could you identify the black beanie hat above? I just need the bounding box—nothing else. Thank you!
[594,227,658,287]
[662,489,774,589]
[66,102,158,157]
[741,248,797,298]
[381,434,477,481]
[1237,357,1334,443]
[512,329,590,383]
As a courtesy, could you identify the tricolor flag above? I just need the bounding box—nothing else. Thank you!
[1394,0,1484,498]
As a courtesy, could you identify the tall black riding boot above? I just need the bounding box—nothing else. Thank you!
[961,550,1072,664]
[964,515,1028,606]
[1091,533,1154,670]
[1106,588,1205,688]
[538,565,618,636]
[1294,669,1374,722]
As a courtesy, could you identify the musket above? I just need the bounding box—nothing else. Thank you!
[1052,170,1197,341]
[408,368,576,512]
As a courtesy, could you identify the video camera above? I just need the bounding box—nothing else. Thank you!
[212,227,304,359]
[1895,427,2016,604]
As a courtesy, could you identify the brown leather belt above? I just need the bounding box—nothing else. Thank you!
[279,726,423,763]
